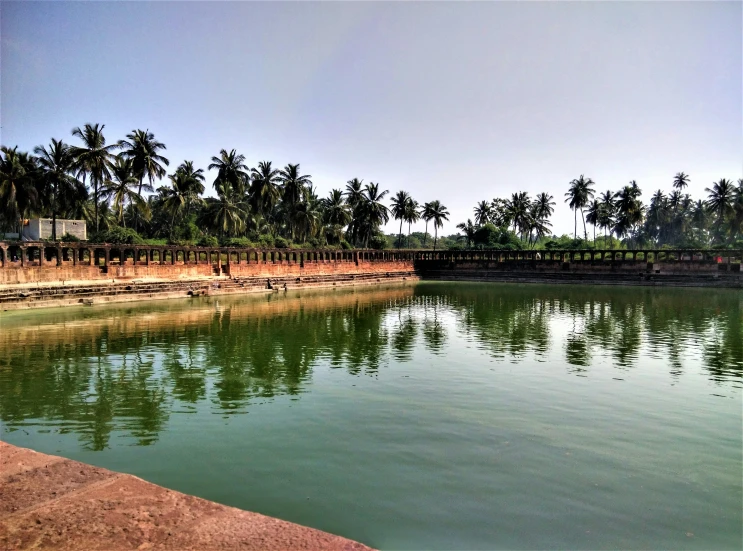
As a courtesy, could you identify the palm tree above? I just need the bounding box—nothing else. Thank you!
[288,200,321,243]
[278,163,312,207]
[390,190,411,248]
[71,123,117,232]
[473,200,492,227]
[356,182,389,247]
[673,172,690,191]
[404,198,420,248]
[421,201,434,247]
[585,199,601,243]
[200,181,247,237]
[209,148,249,196]
[117,129,169,230]
[249,161,281,215]
[456,219,476,247]
[565,175,595,240]
[428,200,450,250]
[321,189,352,244]
[102,157,148,228]
[161,161,205,237]
[33,139,87,240]
[344,178,365,209]
[507,192,530,240]
[730,180,743,241]
[0,146,41,234]
[705,178,734,240]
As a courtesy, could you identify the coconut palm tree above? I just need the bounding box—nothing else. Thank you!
[321,189,352,244]
[421,201,434,247]
[404,198,420,248]
[288,200,321,243]
[428,200,450,250]
[356,182,389,247]
[456,219,476,247]
[585,199,601,243]
[102,157,149,228]
[705,178,734,241]
[0,147,41,234]
[565,175,595,240]
[71,123,117,232]
[344,178,364,209]
[473,200,492,227]
[390,190,411,248]
[279,163,312,207]
[161,161,205,237]
[117,129,169,231]
[249,161,281,216]
[209,149,249,196]
[201,181,247,237]
[673,172,690,191]
[33,139,87,240]
[507,192,531,240]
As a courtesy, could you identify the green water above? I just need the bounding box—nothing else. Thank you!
[1,282,741,550]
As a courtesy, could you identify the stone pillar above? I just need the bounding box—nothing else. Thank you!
[103,249,110,267]
[0,246,6,268]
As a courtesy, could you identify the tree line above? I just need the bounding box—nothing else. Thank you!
[0,124,453,250]
[459,173,742,250]
[1,123,741,250]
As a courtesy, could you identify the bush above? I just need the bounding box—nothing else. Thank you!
[369,235,388,250]
[254,234,275,249]
[340,240,352,250]
[59,233,80,242]
[198,235,219,247]
[274,236,289,249]
[90,227,145,245]
[473,224,522,250]
[218,236,252,248]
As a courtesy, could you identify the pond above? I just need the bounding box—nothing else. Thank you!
[1,282,741,550]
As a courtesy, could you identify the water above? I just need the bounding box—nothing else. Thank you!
[1,282,741,550]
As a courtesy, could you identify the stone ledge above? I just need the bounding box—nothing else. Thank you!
[0,442,374,551]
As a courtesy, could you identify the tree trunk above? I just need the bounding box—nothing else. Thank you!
[398,218,403,249]
[408,222,412,248]
[581,209,588,241]
[423,220,429,246]
[574,209,577,239]
[434,226,438,251]
[135,175,143,232]
[94,179,99,233]
[51,181,58,241]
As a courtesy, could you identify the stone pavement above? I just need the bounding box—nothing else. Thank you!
[0,442,373,551]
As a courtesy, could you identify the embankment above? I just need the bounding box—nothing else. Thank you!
[0,441,373,551]
[417,260,743,288]
[1,244,741,311]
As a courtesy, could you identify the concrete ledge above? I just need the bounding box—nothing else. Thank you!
[0,442,374,551]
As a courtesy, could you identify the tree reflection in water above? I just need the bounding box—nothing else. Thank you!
[0,283,740,449]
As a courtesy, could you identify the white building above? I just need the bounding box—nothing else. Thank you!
[22,219,87,241]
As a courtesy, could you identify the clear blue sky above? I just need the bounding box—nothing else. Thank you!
[2,1,741,236]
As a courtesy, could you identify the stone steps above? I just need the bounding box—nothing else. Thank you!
[0,270,417,307]
[421,269,743,288]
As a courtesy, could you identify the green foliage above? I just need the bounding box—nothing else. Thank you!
[198,235,219,247]
[369,234,388,250]
[274,236,289,249]
[543,235,590,250]
[59,233,80,242]
[340,240,352,250]
[473,224,522,250]
[90,226,145,244]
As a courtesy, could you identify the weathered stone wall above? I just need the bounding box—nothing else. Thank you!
[226,260,414,278]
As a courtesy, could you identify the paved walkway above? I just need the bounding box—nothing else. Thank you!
[0,442,373,551]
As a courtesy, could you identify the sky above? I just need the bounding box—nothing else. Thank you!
[2,1,741,237]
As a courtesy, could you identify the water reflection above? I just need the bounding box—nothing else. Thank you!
[0,283,740,450]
